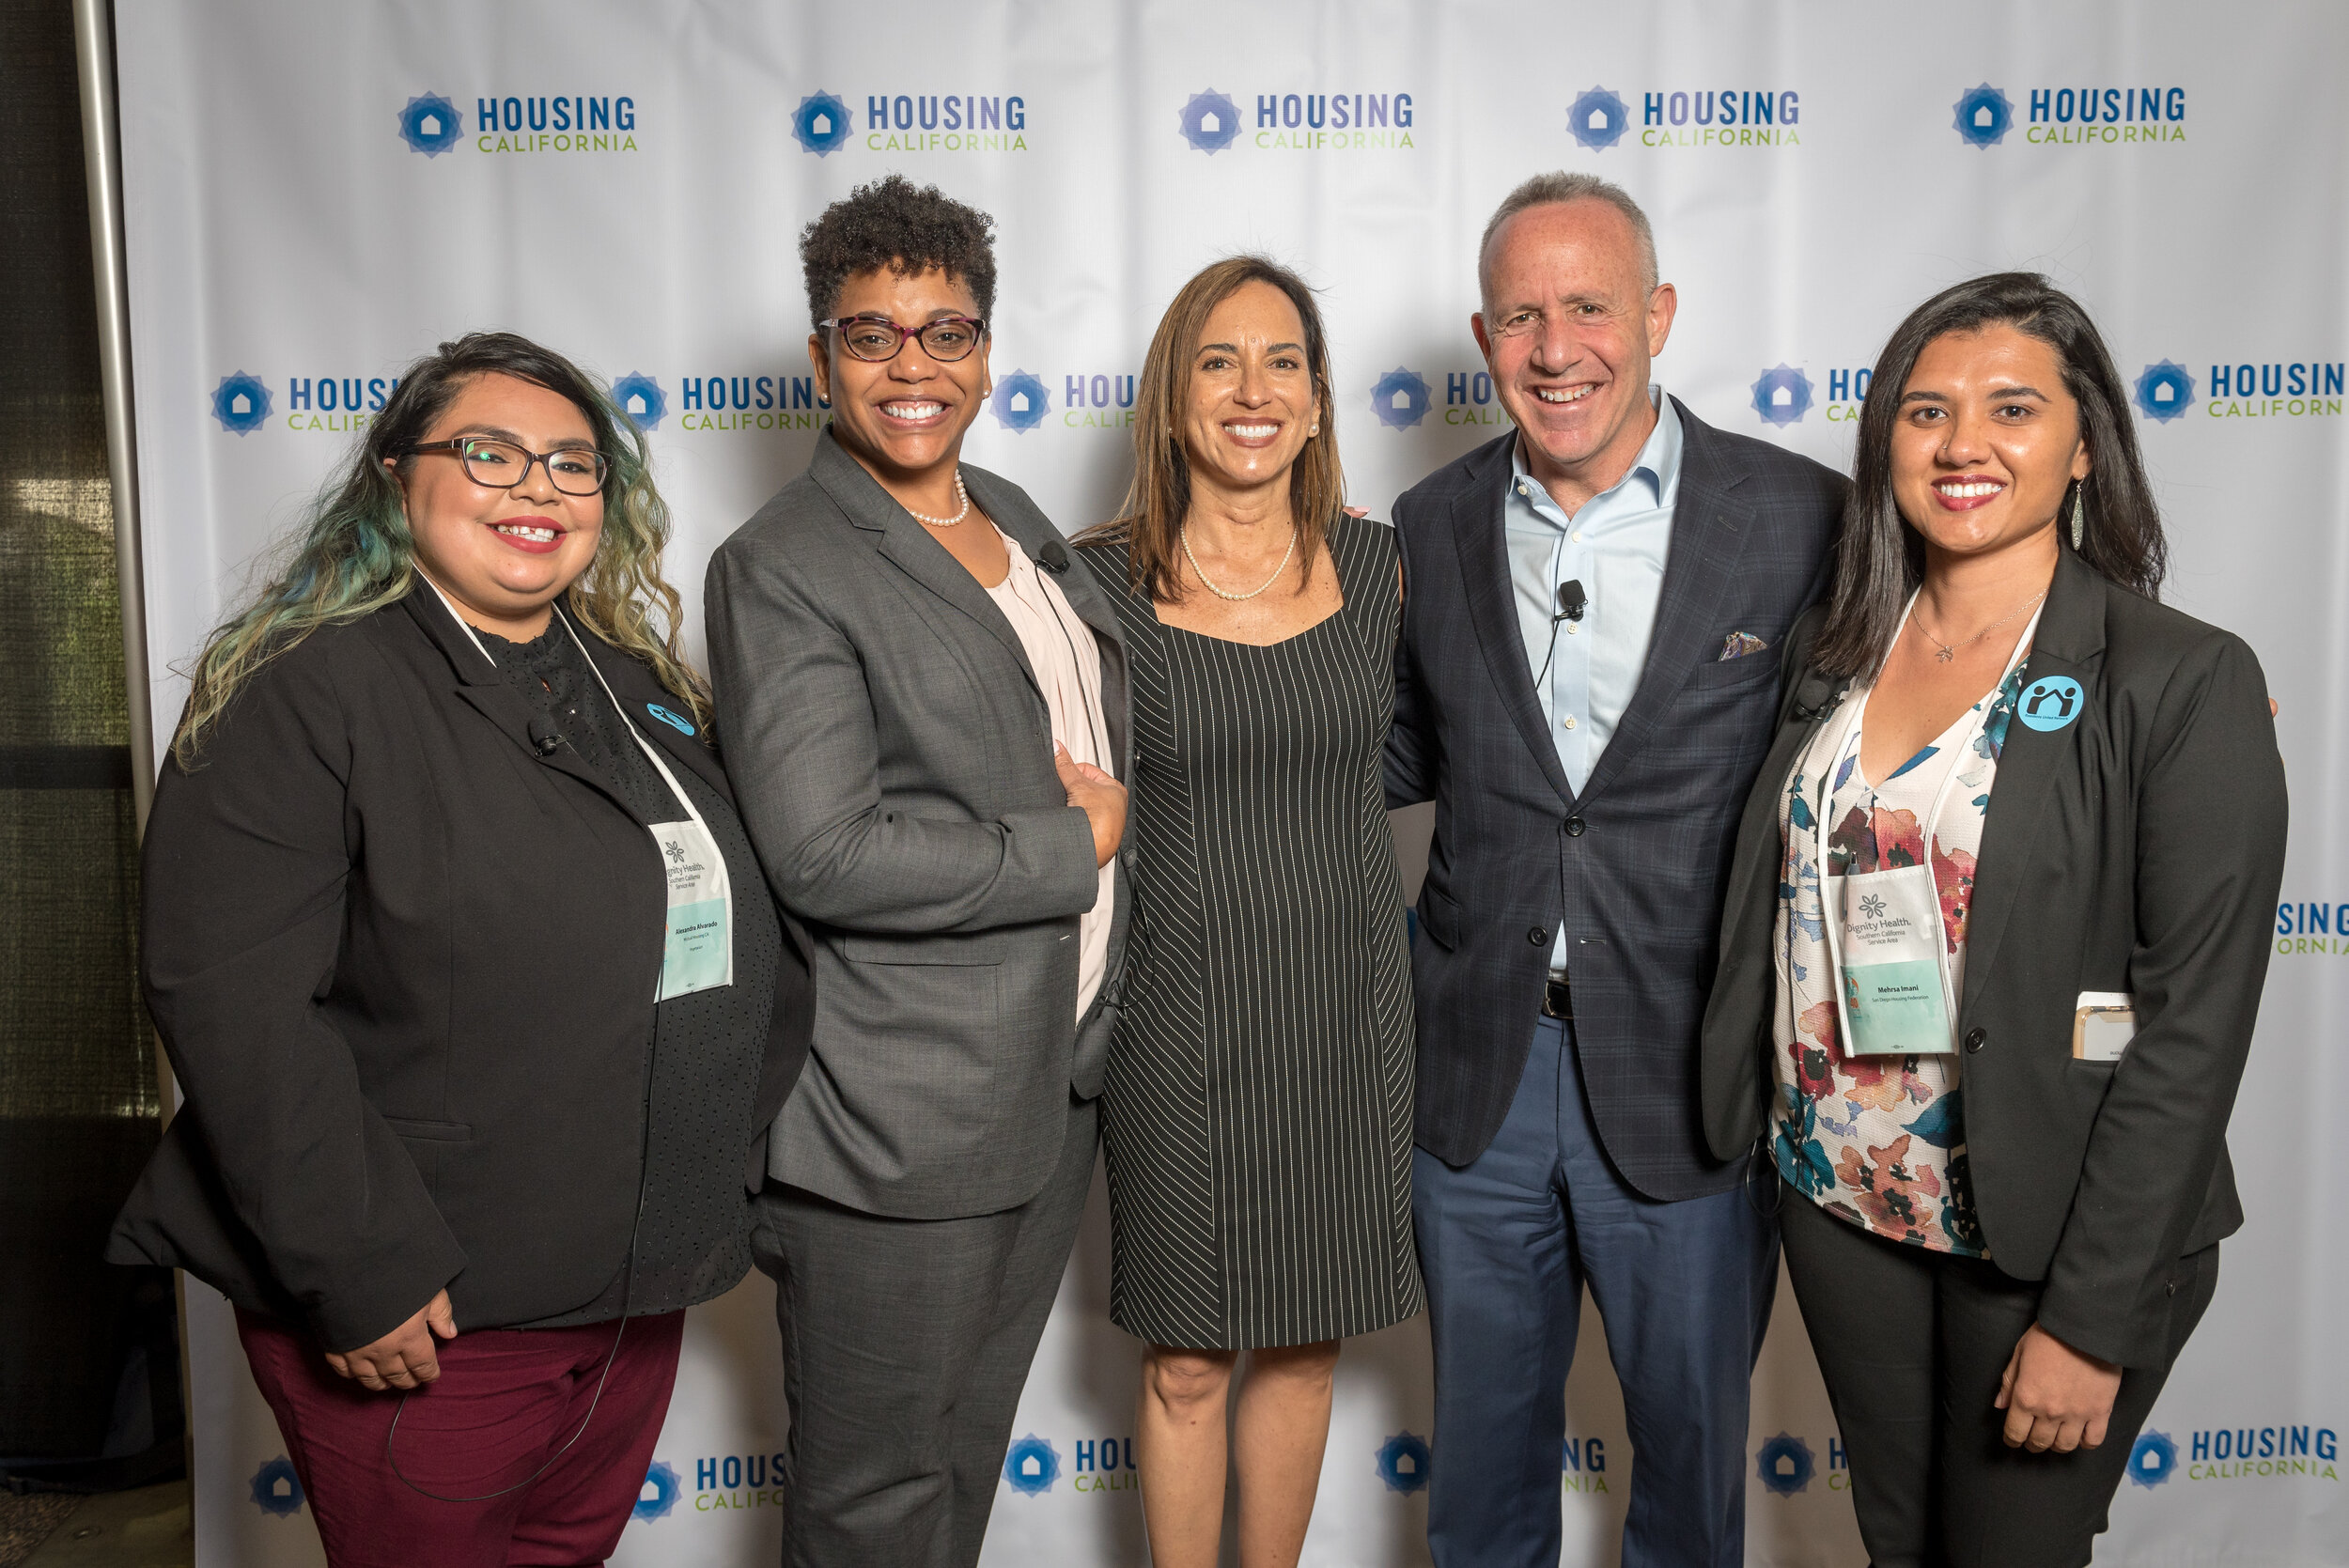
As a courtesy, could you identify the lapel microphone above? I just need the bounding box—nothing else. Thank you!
[527,714,563,755]
[1038,538,1072,574]
[1535,580,1589,688]
[1794,679,1853,723]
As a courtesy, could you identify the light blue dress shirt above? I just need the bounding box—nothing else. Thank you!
[1506,386,1682,970]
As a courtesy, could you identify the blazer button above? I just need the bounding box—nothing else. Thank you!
[1528,926,1549,947]
[1963,1027,1986,1053]
[1565,815,1587,837]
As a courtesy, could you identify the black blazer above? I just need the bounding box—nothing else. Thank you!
[107,589,814,1351]
[1387,403,1844,1199]
[1701,550,2286,1366]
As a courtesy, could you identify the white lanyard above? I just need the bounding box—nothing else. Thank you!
[557,613,735,1001]
[423,581,734,999]
[422,574,500,669]
[1811,594,2040,1055]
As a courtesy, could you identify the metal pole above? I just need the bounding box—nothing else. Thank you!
[71,3,188,1506]
[73,0,156,839]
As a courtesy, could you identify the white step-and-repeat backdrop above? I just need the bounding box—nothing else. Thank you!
[115,2,2345,1562]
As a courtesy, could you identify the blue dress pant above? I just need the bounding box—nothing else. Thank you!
[1413,1014,1778,1568]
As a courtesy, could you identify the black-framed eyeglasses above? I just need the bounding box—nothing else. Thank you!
[403,437,609,496]
[818,314,988,364]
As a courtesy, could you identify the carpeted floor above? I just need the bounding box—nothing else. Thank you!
[0,1484,189,1568]
[0,1495,77,1568]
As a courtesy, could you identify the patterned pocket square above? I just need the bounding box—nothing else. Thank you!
[1718,631,1769,661]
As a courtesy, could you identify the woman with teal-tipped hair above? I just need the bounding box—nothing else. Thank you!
[108,333,812,1567]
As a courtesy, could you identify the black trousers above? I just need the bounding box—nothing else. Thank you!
[1779,1185,2217,1568]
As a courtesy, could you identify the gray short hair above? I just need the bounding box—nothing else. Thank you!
[1478,172,1658,301]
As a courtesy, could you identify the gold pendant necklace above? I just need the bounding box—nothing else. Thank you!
[1911,587,2047,663]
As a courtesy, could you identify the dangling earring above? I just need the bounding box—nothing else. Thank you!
[2069,481,2085,550]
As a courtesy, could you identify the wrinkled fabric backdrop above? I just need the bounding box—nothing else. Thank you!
[114,2,2346,1562]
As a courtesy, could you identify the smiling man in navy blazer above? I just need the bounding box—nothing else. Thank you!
[1386,172,1846,1567]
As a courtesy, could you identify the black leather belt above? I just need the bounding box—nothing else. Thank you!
[1542,976,1573,1020]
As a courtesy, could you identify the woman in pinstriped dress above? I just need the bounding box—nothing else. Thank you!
[1073,256,1419,1568]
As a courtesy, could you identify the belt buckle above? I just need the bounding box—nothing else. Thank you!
[1542,977,1573,1020]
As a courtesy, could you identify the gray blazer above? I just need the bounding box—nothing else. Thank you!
[707,431,1131,1221]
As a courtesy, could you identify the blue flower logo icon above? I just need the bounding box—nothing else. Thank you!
[1375,1431,1432,1494]
[1952,85,2013,147]
[1371,368,1432,429]
[1755,1433,1815,1496]
[610,373,667,432]
[1180,90,1241,154]
[633,1460,680,1521]
[1567,87,1629,151]
[1751,365,1813,427]
[2126,1430,2178,1488]
[991,370,1050,432]
[397,94,463,157]
[2133,360,2194,423]
[794,92,853,156]
[249,1455,303,1516]
[210,372,272,435]
[1003,1434,1061,1496]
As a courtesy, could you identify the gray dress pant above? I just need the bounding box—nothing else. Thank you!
[751,1093,1098,1568]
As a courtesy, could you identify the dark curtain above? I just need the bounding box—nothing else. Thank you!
[0,0,181,1488]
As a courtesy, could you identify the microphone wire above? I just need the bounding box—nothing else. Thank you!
[384,939,665,1500]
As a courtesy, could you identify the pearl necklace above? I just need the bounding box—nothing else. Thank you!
[1181,524,1298,601]
[907,471,971,528]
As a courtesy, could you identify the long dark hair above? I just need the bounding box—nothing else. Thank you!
[176,332,707,765]
[1077,256,1345,603]
[1813,272,2168,678]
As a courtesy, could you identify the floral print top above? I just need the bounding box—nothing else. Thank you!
[1769,660,2030,1256]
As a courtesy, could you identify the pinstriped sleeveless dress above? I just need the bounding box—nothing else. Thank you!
[1077,512,1421,1350]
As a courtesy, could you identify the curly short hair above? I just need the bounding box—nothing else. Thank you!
[800,176,998,329]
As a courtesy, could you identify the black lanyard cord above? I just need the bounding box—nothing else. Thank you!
[384,1003,661,1502]
[1032,543,1107,768]
[1532,579,1588,691]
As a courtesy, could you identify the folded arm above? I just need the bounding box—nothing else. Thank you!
[707,540,1100,933]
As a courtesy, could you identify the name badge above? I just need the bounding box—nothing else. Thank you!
[1809,589,2047,1061]
[1832,863,1952,1056]
[2072,991,2136,1063]
[553,611,736,1002]
[652,816,733,1001]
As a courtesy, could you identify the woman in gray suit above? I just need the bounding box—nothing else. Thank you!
[705,176,1129,1568]
[1701,273,2286,1566]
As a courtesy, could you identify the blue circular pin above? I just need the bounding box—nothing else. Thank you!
[2017,675,2083,732]
[646,703,694,736]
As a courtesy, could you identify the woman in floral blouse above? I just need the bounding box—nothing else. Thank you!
[1699,273,2286,1568]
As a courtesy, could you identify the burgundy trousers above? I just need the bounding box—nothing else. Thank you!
[237,1307,685,1568]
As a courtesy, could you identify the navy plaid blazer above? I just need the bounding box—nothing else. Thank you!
[1388,400,1844,1200]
